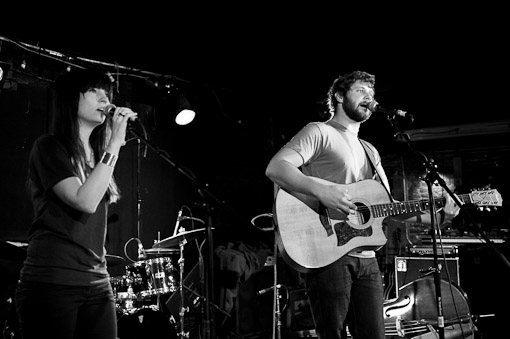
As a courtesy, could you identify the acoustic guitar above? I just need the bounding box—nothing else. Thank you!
[273,179,502,273]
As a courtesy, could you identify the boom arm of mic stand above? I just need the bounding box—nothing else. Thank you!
[127,127,197,182]
[127,127,227,208]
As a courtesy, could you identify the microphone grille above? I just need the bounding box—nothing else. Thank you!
[103,104,117,117]
[367,101,378,112]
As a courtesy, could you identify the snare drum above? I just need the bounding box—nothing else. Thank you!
[133,257,179,297]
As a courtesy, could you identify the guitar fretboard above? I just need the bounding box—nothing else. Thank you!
[361,192,490,218]
[372,198,447,218]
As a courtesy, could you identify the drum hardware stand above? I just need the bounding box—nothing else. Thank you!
[127,126,229,339]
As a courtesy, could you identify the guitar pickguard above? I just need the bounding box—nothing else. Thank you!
[334,221,373,246]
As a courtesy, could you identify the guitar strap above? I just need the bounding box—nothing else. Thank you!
[359,138,393,201]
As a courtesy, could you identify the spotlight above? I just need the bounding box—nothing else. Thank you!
[174,93,196,126]
[163,83,196,126]
[0,61,11,92]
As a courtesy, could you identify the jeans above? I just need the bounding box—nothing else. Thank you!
[304,256,385,339]
[15,280,117,339]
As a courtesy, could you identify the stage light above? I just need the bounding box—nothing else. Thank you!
[174,93,196,126]
[0,61,11,92]
[162,83,196,126]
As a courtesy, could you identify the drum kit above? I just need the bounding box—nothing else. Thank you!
[110,254,179,314]
[111,228,209,339]
[0,227,210,339]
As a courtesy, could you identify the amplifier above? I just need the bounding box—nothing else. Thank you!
[394,256,460,296]
[407,245,458,257]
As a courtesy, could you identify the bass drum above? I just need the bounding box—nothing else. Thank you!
[117,307,177,339]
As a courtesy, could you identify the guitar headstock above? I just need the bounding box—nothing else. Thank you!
[469,188,503,208]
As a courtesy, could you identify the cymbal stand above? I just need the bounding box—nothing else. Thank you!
[177,238,189,339]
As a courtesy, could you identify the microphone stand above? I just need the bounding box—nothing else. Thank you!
[135,138,145,260]
[385,115,510,339]
[177,238,188,339]
[127,125,226,339]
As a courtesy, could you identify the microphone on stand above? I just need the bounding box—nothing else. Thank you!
[137,240,146,259]
[173,206,184,236]
[258,284,282,295]
[367,101,414,124]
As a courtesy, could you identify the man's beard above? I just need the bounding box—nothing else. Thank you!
[343,100,371,123]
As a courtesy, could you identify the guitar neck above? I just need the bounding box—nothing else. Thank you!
[371,193,474,218]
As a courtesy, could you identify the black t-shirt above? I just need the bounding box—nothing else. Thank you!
[20,134,109,286]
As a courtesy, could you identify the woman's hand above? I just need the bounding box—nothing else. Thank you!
[109,106,138,148]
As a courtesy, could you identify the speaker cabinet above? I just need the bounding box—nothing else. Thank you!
[394,256,460,296]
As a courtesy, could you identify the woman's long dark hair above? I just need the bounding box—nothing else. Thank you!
[50,68,120,203]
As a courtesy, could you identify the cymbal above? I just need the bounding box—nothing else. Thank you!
[106,254,125,267]
[152,228,208,249]
[0,240,27,261]
[144,248,180,255]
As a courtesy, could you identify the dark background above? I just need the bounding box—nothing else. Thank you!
[1,7,509,338]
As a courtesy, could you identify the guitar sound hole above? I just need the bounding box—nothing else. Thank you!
[352,203,370,225]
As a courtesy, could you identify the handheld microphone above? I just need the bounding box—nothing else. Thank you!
[102,104,138,125]
[103,104,117,118]
[367,101,414,124]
